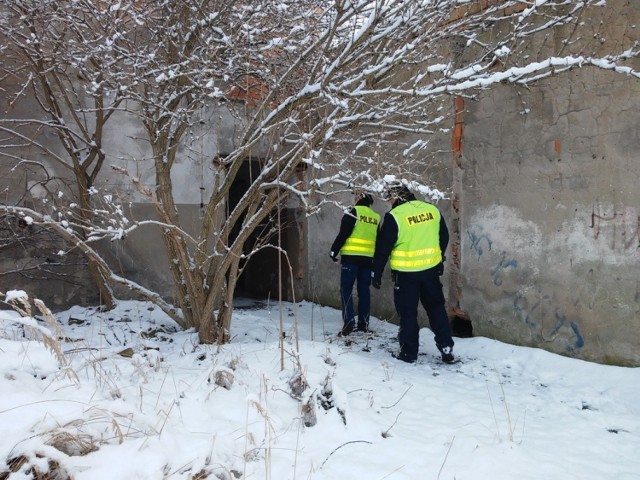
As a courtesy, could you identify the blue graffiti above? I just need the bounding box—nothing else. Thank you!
[513,288,544,327]
[570,322,585,349]
[468,227,517,285]
[468,229,492,257]
[490,251,518,286]
[551,310,566,337]
[552,312,584,350]
[513,290,584,351]
[512,292,528,325]
[470,225,584,352]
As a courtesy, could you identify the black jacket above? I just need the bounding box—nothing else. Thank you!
[372,194,449,279]
[330,198,378,267]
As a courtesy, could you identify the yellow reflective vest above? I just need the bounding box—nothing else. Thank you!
[340,206,380,257]
[389,201,442,271]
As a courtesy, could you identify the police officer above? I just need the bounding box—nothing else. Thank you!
[330,190,380,336]
[372,183,455,363]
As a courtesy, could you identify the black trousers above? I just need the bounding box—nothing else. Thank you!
[340,262,371,327]
[393,268,454,361]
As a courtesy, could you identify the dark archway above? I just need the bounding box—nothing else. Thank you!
[227,159,293,301]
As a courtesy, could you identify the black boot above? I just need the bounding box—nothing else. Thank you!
[441,346,455,363]
[339,321,355,337]
[392,352,416,363]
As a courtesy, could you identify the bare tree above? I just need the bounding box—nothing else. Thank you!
[1,0,638,343]
[0,0,138,308]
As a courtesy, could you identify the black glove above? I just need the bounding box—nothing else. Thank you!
[436,262,444,276]
[329,251,338,263]
[371,273,382,289]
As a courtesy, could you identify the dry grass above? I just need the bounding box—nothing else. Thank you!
[2,293,79,385]
[0,293,232,480]
[0,455,70,480]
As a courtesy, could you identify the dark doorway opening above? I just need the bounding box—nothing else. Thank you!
[227,160,291,301]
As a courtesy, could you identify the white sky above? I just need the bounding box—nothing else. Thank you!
[1,296,639,479]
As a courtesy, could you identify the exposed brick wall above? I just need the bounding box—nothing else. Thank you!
[450,0,528,22]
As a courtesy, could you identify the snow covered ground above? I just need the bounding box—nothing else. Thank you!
[1,295,639,479]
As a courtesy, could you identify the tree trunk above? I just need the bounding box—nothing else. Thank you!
[87,259,115,310]
[76,172,116,309]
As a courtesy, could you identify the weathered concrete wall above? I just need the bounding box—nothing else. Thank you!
[0,218,101,309]
[0,85,275,305]
[457,8,640,365]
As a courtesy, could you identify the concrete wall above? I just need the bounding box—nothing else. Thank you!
[454,0,640,366]
[0,81,281,305]
[458,66,640,366]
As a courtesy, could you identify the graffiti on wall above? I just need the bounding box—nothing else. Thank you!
[512,287,585,350]
[591,204,640,251]
[467,229,518,286]
[467,226,584,352]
